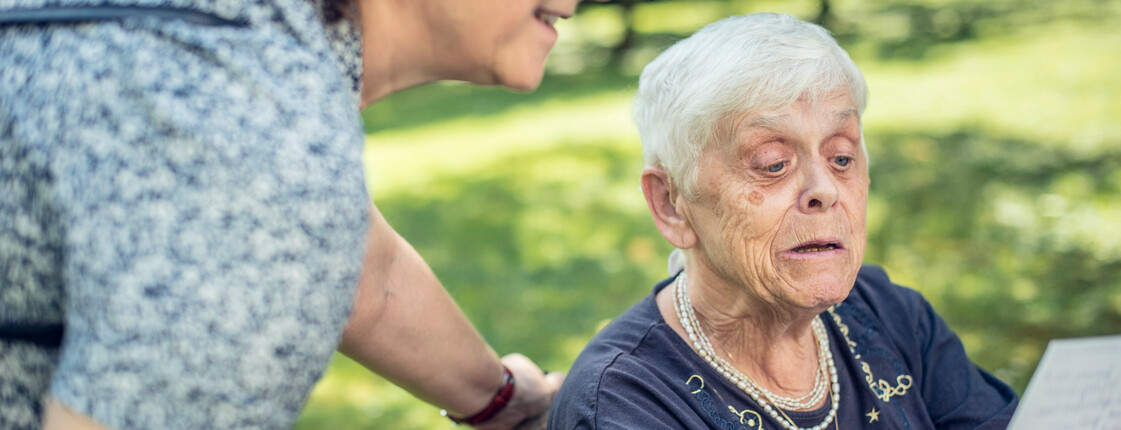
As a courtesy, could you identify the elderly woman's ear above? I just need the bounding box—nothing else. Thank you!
[641,166,698,250]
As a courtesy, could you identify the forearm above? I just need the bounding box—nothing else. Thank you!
[339,202,503,417]
[41,399,109,430]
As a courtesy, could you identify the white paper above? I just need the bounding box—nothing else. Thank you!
[1008,334,1121,430]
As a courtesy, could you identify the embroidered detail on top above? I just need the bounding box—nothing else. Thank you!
[866,407,880,423]
[687,374,705,394]
[686,375,752,430]
[728,405,764,428]
[862,362,914,402]
[828,307,914,403]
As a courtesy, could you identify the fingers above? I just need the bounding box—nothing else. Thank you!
[513,411,548,430]
[501,353,564,399]
[515,371,565,430]
[500,353,539,378]
[543,371,565,393]
[473,354,562,430]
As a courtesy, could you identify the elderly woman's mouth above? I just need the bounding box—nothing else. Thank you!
[791,242,842,253]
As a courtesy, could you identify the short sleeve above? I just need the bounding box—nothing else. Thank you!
[551,355,700,430]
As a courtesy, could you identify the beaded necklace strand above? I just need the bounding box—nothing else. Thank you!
[673,272,840,430]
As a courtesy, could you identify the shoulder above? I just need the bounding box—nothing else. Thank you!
[551,280,693,429]
[845,264,931,323]
[834,265,942,360]
[550,294,660,425]
[840,266,1019,424]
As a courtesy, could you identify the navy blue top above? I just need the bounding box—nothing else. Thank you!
[549,265,1018,429]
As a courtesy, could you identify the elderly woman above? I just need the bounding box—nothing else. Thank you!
[550,13,1018,429]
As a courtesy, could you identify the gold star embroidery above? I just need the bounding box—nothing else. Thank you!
[866,408,880,423]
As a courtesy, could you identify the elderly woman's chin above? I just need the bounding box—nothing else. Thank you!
[772,243,864,309]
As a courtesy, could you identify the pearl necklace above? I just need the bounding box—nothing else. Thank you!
[673,273,830,410]
[673,272,840,430]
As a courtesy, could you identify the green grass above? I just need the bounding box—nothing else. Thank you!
[295,2,1121,428]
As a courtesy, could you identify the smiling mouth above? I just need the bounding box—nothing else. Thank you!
[792,243,841,253]
[534,9,565,27]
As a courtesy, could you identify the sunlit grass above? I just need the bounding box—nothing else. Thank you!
[296,355,449,429]
[363,91,638,197]
[862,18,1121,153]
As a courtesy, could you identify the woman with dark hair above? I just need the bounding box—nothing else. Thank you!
[0,0,575,429]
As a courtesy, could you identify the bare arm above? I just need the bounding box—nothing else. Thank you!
[339,202,561,428]
[41,399,109,430]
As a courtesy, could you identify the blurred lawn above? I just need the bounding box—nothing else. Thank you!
[296,1,1121,428]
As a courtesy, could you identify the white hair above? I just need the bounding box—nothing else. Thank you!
[634,13,868,198]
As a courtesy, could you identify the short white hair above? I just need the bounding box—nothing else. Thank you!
[634,13,868,198]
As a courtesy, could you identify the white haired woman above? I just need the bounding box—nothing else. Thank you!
[550,13,1017,429]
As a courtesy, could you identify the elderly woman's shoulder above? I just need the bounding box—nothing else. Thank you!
[847,264,940,325]
[853,264,925,300]
[830,265,950,365]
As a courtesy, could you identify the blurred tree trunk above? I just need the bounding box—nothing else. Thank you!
[813,0,836,30]
[597,0,839,69]
[608,0,639,68]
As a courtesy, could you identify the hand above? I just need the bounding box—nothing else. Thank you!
[472,353,564,430]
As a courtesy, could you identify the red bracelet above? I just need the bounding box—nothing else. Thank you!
[441,365,516,426]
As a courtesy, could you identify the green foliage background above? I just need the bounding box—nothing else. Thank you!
[296,0,1121,427]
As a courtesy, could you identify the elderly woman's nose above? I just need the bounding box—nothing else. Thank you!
[798,162,840,212]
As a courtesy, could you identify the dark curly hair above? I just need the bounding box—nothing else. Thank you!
[325,0,355,23]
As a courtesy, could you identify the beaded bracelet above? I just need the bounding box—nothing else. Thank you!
[441,365,516,426]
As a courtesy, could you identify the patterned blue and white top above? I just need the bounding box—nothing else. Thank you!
[0,1,370,428]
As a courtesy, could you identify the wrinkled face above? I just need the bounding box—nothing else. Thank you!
[430,0,578,90]
[681,92,869,311]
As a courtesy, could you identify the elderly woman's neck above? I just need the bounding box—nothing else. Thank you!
[660,269,827,399]
[691,280,819,355]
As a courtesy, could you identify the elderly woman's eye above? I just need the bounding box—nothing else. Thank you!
[765,161,785,173]
[833,156,852,167]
